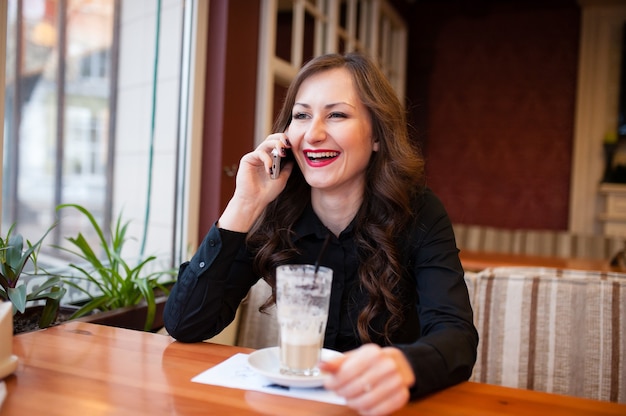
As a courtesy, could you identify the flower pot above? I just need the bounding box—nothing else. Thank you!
[13,304,83,335]
[1,302,19,378]
[75,295,169,332]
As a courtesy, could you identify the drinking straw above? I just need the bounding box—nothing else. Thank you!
[314,233,332,274]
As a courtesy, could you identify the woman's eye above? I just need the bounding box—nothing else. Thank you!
[329,112,347,119]
[292,112,307,119]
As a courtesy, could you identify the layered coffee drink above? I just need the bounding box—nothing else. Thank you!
[275,265,333,377]
[280,341,320,372]
[278,305,327,376]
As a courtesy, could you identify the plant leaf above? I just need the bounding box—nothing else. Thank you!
[24,276,65,299]
[39,286,64,328]
[4,223,56,286]
[56,204,112,262]
[69,296,111,319]
[136,278,156,331]
[8,285,27,314]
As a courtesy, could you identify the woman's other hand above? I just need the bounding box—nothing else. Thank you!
[320,344,415,416]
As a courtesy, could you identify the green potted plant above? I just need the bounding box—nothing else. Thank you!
[56,203,176,331]
[0,223,66,331]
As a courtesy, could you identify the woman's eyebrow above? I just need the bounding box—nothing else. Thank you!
[293,101,356,109]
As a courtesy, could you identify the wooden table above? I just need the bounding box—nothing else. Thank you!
[460,250,620,273]
[3,321,625,415]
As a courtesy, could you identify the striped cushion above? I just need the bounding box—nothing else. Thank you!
[464,271,478,312]
[452,224,624,260]
[470,267,626,403]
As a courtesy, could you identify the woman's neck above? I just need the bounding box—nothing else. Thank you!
[311,186,364,237]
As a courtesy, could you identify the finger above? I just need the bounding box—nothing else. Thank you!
[323,345,380,391]
[279,133,291,150]
[263,132,291,149]
[319,354,347,374]
[344,371,410,416]
[240,149,273,176]
[381,347,415,386]
[332,356,392,399]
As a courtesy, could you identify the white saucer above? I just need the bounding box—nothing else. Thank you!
[247,347,343,388]
[0,355,18,379]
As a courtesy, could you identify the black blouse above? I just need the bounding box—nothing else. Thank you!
[163,188,478,398]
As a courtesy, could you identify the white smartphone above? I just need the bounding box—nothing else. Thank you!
[270,148,281,179]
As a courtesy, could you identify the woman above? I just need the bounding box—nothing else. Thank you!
[164,52,478,415]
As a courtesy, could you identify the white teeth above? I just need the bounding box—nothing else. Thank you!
[306,151,339,159]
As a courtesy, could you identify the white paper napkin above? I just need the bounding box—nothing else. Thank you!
[191,353,346,405]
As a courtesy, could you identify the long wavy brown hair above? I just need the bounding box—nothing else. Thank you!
[246,53,425,344]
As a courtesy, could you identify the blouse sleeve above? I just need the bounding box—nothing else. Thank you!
[395,189,479,398]
[163,223,259,342]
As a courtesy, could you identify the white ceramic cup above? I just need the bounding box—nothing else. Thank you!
[275,264,333,376]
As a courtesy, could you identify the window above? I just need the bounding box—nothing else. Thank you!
[1,0,198,298]
[3,0,114,252]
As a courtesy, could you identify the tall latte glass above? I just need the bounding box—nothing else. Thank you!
[275,264,333,376]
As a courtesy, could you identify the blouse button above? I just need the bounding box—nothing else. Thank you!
[199,261,205,268]
[209,239,216,247]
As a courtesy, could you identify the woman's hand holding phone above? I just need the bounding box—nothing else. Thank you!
[218,133,293,232]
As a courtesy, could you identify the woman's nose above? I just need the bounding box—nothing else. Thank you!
[303,117,326,143]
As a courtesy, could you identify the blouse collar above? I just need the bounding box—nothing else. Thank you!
[291,203,356,242]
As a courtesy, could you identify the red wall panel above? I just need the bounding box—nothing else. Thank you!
[407,1,580,230]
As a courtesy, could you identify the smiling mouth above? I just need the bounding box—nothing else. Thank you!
[305,151,340,161]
